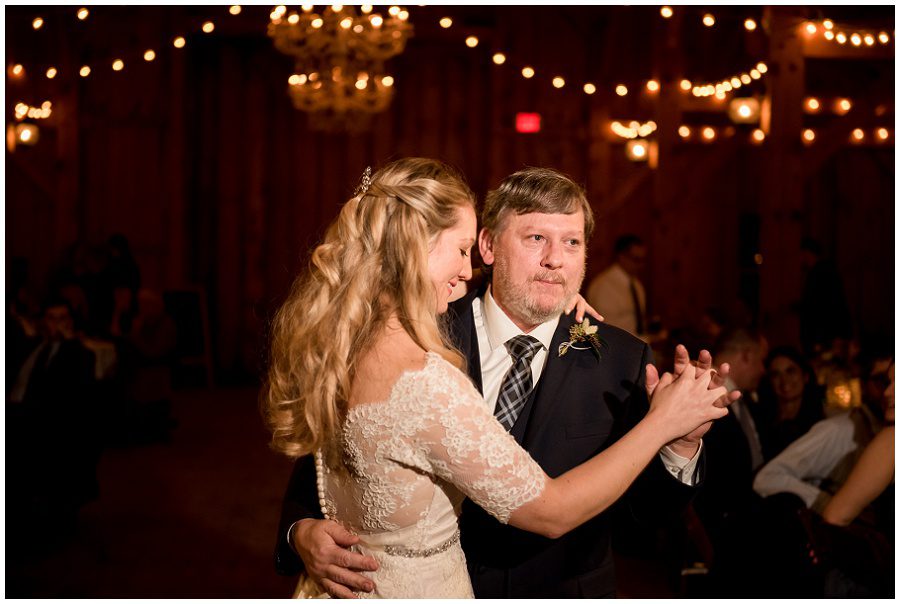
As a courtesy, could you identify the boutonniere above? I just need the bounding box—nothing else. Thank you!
[558,318,605,360]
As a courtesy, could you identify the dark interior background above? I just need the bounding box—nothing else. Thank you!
[7,5,894,383]
[4,5,895,597]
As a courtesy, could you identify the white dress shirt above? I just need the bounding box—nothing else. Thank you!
[752,411,871,510]
[473,286,699,484]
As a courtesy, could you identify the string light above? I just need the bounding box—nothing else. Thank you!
[876,127,889,140]
[702,14,715,27]
[702,127,716,141]
[646,79,659,93]
[834,98,852,115]
[229,6,241,15]
[678,125,691,138]
[439,17,452,28]
[388,6,400,17]
[77,7,89,20]
[660,6,673,19]
[805,97,820,113]
[626,140,649,162]
[521,66,535,79]
[492,53,506,65]
[79,65,91,77]
[112,59,125,71]
[144,50,156,61]
[583,83,596,95]
[680,79,692,91]
[21,101,52,120]
[202,21,215,33]
[610,120,657,139]
[173,36,186,48]
[465,36,478,48]
[32,17,44,30]
[751,129,765,144]
[382,76,394,87]
[552,76,565,89]
[13,101,52,122]
[802,128,816,144]
[851,128,864,142]
[615,84,628,96]
[744,18,757,31]
[691,61,768,99]
[11,64,25,77]
[809,18,892,47]
[46,67,57,79]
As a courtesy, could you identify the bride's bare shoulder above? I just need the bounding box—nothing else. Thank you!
[350,330,428,407]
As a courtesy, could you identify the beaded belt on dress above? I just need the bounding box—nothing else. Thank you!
[382,530,460,558]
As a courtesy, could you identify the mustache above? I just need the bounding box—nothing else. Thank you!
[531,271,565,285]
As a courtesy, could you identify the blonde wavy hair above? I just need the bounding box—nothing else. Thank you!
[263,158,476,470]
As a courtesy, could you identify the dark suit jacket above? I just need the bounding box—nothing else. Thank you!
[690,398,763,545]
[274,288,701,597]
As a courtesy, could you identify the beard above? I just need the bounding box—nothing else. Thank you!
[492,256,585,328]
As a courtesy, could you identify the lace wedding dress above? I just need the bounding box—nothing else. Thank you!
[313,352,547,598]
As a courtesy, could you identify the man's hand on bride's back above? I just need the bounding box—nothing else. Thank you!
[292,518,378,598]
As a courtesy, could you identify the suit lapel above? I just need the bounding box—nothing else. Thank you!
[448,289,484,395]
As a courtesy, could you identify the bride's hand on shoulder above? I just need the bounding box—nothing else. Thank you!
[292,518,378,598]
[564,294,604,323]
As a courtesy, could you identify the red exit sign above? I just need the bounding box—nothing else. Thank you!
[516,112,541,133]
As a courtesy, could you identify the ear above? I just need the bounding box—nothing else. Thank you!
[478,228,495,267]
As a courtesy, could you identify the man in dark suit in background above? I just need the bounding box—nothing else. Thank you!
[274,167,733,597]
[7,298,99,540]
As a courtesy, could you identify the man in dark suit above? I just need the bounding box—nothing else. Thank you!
[7,298,99,539]
[274,167,731,597]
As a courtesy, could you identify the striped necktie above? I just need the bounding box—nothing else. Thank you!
[493,335,543,431]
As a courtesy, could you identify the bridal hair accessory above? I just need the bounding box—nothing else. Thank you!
[558,318,605,360]
[354,166,373,197]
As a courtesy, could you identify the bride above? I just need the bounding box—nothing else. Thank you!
[263,158,728,598]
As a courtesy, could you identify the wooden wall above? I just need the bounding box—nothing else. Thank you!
[6,6,894,379]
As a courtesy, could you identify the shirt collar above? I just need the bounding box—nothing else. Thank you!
[482,285,560,353]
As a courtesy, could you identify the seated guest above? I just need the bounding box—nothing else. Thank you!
[805,362,894,597]
[752,355,891,513]
[755,346,825,459]
[7,297,100,538]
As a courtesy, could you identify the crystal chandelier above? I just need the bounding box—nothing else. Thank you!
[268,5,413,131]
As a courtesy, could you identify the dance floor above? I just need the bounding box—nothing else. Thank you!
[6,386,671,598]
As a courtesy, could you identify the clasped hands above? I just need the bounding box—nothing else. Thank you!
[646,344,739,459]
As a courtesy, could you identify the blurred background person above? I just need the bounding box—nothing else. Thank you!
[755,346,825,459]
[587,234,661,342]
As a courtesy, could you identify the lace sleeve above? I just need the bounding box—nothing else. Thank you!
[410,356,547,524]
